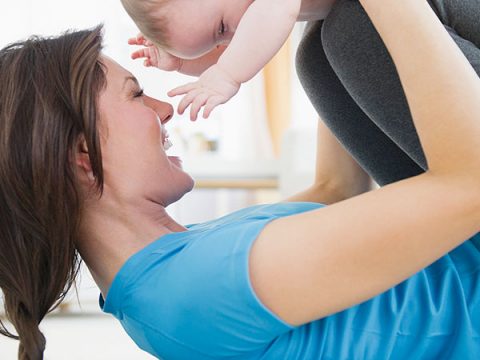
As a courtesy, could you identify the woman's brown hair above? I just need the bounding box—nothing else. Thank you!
[0,26,106,359]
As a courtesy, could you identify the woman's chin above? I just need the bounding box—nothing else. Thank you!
[168,155,183,168]
[167,155,195,192]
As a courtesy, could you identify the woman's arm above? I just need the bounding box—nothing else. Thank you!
[250,0,480,326]
[286,118,371,204]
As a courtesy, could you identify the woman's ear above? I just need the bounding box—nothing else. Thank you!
[74,137,95,182]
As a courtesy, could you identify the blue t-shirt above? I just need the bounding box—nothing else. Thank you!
[100,202,480,359]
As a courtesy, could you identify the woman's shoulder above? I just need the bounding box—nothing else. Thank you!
[100,202,327,359]
[101,202,326,322]
[189,201,326,231]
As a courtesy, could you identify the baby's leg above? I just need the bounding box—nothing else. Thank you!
[296,21,424,186]
[317,0,480,173]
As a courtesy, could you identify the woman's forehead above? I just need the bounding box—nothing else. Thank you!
[102,56,128,77]
[100,56,137,90]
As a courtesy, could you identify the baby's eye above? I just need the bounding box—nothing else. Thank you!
[133,88,144,98]
[218,20,225,35]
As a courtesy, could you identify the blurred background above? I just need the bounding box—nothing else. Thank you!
[0,0,318,358]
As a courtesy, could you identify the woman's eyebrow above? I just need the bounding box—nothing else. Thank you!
[122,76,140,91]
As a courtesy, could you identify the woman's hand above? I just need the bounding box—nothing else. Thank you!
[168,64,241,120]
[286,120,372,204]
[128,33,183,71]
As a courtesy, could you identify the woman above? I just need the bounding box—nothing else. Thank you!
[0,1,479,360]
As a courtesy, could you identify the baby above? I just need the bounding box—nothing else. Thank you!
[121,0,336,120]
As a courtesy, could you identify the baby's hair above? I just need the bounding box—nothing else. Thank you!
[121,0,171,48]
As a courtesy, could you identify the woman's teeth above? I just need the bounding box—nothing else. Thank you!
[164,137,173,150]
[161,123,173,150]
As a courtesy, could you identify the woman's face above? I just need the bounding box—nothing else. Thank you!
[96,57,194,206]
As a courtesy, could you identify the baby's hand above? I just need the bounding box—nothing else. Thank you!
[168,64,240,120]
[128,33,183,71]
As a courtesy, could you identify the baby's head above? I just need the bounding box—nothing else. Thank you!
[121,0,253,59]
[121,0,171,49]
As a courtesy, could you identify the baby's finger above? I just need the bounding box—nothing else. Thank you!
[149,48,158,66]
[168,83,198,97]
[177,88,204,115]
[202,96,224,118]
[128,34,146,45]
[189,93,210,121]
[131,48,148,60]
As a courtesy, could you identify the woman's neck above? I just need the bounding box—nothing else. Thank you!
[77,192,186,298]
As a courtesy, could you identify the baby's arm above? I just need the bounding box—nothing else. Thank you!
[129,34,226,76]
[179,46,227,76]
[217,0,302,83]
[169,0,302,120]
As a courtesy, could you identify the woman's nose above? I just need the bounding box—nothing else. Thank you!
[145,96,174,123]
[158,102,174,123]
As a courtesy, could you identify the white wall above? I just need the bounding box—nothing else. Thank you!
[0,0,277,161]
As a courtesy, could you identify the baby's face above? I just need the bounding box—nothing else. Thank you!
[164,0,253,59]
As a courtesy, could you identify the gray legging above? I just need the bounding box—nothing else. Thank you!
[296,0,480,186]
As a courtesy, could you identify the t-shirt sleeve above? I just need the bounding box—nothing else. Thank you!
[129,216,295,358]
